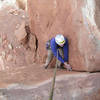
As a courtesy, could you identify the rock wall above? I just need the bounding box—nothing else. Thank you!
[16,0,27,11]
[0,0,16,9]
[0,0,27,11]
[1,73,100,100]
[0,7,35,71]
[28,0,100,72]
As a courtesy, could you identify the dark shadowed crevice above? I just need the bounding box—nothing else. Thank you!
[23,25,31,49]
[25,25,38,54]
[25,25,30,43]
[35,36,38,52]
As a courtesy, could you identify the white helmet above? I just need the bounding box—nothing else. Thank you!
[55,34,65,46]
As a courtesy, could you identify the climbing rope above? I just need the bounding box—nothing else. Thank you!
[49,50,58,100]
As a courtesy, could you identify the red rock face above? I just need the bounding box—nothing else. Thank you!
[0,7,36,71]
[2,73,100,100]
[28,0,100,72]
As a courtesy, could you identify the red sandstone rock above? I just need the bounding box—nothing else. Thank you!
[1,73,100,100]
[0,7,32,71]
[14,21,27,44]
[32,73,100,100]
[0,56,5,70]
[16,0,27,11]
[6,54,13,62]
[28,34,36,52]
[28,0,100,72]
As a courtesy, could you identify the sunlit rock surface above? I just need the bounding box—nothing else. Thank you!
[28,0,100,72]
[0,73,100,100]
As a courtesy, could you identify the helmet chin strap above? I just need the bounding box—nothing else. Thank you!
[58,44,64,47]
[60,45,64,47]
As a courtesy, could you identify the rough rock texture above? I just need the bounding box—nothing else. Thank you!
[28,0,100,72]
[0,73,100,100]
[0,0,16,9]
[14,21,27,44]
[0,0,27,11]
[0,63,69,88]
[16,0,27,11]
[0,7,35,71]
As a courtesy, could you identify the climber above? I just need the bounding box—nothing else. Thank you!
[44,34,72,71]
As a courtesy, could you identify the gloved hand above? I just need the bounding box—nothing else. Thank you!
[64,62,72,71]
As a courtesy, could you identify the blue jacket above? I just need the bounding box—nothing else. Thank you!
[50,37,69,63]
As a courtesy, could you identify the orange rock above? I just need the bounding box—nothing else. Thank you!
[6,54,13,62]
[16,0,27,11]
[0,56,5,70]
[0,7,29,70]
[14,21,27,44]
[28,0,100,72]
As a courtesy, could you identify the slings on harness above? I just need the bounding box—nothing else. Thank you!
[46,40,51,50]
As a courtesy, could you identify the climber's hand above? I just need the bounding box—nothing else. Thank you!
[64,62,72,71]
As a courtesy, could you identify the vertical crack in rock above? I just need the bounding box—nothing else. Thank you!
[25,25,30,45]
[35,36,38,53]
[25,25,38,57]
